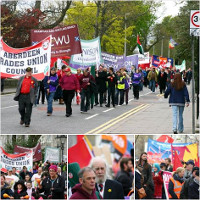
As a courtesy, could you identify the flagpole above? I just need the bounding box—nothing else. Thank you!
[168,46,170,58]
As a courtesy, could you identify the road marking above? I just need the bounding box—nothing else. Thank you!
[128,99,133,102]
[1,93,15,96]
[85,104,148,134]
[0,105,18,110]
[103,108,114,113]
[140,91,152,97]
[85,114,99,120]
[157,94,164,97]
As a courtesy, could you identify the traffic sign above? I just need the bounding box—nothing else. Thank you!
[190,10,200,36]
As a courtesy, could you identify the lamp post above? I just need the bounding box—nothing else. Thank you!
[56,135,67,162]
[124,13,131,57]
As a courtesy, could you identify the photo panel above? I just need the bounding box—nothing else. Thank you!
[0,135,67,199]
[68,134,134,200]
[135,134,200,200]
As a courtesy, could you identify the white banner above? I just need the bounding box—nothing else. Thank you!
[44,147,60,163]
[0,147,33,171]
[136,52,150,64]
[0,36,52,80]
[70,37,102,67]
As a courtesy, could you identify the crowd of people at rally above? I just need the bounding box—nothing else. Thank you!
[13,64,191,134]
[1,161,67,199]
[135,152,199,199]
[68,156,134,200]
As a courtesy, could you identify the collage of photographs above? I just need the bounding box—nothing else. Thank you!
[0,0,200,200]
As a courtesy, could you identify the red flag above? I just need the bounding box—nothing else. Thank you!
[14,143,42,162]
[172,146,190,161]
[157,135,174,143]
[77,135,84,143]
[68,138,93,168]
[171,146,183,171]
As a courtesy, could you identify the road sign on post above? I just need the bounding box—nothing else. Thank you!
[190,10,200,36]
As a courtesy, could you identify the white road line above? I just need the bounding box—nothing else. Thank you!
[140,91,152,97]
[85,114,99,120]
[128,98,133,102]
[103,108,114,113]
[0,105,18,110]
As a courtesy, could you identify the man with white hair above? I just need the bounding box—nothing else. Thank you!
[90,157,124,199]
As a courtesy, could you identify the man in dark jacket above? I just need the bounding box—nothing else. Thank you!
[105,67,117,108]
[70,167,99,199]
[137,152,154,199]
[180,167,199,199]
[95,65,107,107]
[158,68,167,94]
[14,67,38,127]
[19,166,32,180]
[38,165,65,199]
[115,157,134,196]
[90,157,124,199]
[188,170,199,199]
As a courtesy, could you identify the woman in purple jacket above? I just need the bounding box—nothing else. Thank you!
[131,69,142,100]
[44,67,59,116]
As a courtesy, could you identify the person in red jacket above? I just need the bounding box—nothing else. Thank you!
[152,163,163,199]
[60,68,80,117]
[70,167,100,199]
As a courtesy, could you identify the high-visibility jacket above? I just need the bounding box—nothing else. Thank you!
[169,177,184,199]
[117,76,125,90]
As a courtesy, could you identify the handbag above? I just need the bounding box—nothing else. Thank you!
[136,187,146,199]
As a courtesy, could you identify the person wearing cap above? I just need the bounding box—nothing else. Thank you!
[183,159,195,179]
[60,67,80,117]
[5,167,19,191]
[43,67,59,116]
[14,67,38,127]
[38,165,65,199]
[180,166,199,199]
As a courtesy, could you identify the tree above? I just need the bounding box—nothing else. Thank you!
[1,0,72,48]
[5,135,41,153]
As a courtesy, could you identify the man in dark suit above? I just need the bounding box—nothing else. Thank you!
[90,157,124,199]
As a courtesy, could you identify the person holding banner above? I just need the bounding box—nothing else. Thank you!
[164,73,190,134]
[43,67,59,116]
[168,167,185,199]
[60,68,80,117]
[14,67,38,127]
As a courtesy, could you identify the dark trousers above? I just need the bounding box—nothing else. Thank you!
[80,89,90,112]
[37,83,45,104]
[1,78,5,92]
[63,90,75,115]
[133,84,140,99]
[124,88,129,104]
[18,94,33,125]
[95,92,104,105]
[107,87,115,106]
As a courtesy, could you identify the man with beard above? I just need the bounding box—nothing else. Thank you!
[90,157,124,199]
[136,152,154,199]
[115,157,134,196]
[70,167,99,199]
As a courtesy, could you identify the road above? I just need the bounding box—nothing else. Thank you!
[1,85,193,134]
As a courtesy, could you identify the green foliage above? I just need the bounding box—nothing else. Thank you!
[5,135,41,154]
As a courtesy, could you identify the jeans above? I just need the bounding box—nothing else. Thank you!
[107,87,115,106]
[149,80,156,92]
[172,105,184,132]
[80,89,90,112]
[18,94,33,125]
[46,91,55,113]
[115,88,124,105]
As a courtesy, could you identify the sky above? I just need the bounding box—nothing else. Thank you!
[156,0,186,22]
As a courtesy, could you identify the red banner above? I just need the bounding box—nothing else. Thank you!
[31,25,82,58]
[14,143,42,162]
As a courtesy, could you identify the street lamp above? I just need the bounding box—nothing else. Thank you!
[124,13,131,57]
[56,135,67,162]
